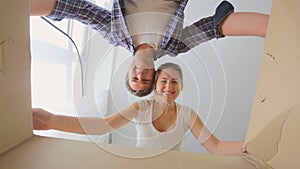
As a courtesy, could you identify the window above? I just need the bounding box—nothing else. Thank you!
[30,0,114,143]
[30,0,113,114]
[30,17,79,114]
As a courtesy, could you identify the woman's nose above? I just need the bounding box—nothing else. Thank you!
[165,82,173,90]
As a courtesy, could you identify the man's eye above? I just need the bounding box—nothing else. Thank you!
[142,80,150,84]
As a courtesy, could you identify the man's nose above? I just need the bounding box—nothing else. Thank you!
[136,68,147,74]
[136,72,145,79]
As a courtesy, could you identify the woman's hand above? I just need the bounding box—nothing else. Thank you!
[32,108,54,130]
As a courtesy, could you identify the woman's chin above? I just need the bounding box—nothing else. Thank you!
[154,94,175,104]
[162,98,175,105]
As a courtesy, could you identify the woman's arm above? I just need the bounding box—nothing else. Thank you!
[189,110,244,155]
[220,12,269,37]
[31,0,56,16]
[33,102,139,135]
[202,138,244,155]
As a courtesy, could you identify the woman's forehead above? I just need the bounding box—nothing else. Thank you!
[159,68,181,78]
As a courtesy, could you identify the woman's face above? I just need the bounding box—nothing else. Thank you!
[155,68,182,104]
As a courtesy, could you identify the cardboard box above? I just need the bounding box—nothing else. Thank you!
[0,0,299,168]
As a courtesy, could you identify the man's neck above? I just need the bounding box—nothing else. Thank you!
[134,43,155,59]
[135,43,154,51]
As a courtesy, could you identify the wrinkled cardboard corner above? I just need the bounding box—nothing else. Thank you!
[244,0,300,168]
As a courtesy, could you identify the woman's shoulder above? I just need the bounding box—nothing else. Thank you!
[175,102,196,117]
[175,102,192,111]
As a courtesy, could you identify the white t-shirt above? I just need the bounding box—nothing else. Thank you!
[134,99,192,151]
[124,0,180,49]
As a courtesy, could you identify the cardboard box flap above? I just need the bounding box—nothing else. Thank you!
[0,0,32,154]
[245,104,300,168]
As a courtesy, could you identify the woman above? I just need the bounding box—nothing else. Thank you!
[33,62,244,155]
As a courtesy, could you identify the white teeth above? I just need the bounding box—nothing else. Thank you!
[164,92,173,95]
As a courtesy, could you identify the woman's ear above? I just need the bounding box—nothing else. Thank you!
[153,82,156,90]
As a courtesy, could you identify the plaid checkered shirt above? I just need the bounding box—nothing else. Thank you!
[48,0,228,60]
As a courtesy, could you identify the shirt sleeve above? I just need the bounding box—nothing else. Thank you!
[47,0,112,37]
[178,1,234,54]
[177,16,219,54]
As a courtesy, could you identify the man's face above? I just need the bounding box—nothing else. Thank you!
[128,66,155,92]
[128,56,155,92]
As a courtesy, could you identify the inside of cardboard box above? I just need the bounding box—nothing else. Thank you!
[1,0,300,168]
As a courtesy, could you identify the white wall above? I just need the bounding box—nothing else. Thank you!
[179,0,273,153]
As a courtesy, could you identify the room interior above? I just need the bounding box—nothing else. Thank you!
[1,0,300,168]
[29,0,271,153]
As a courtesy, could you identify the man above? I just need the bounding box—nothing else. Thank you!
[31,0,269,97]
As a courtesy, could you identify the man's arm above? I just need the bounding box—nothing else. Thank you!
[177,1,234,54]
[30,0,112,40]
[31,0,56,16]
[220,12,269,37]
